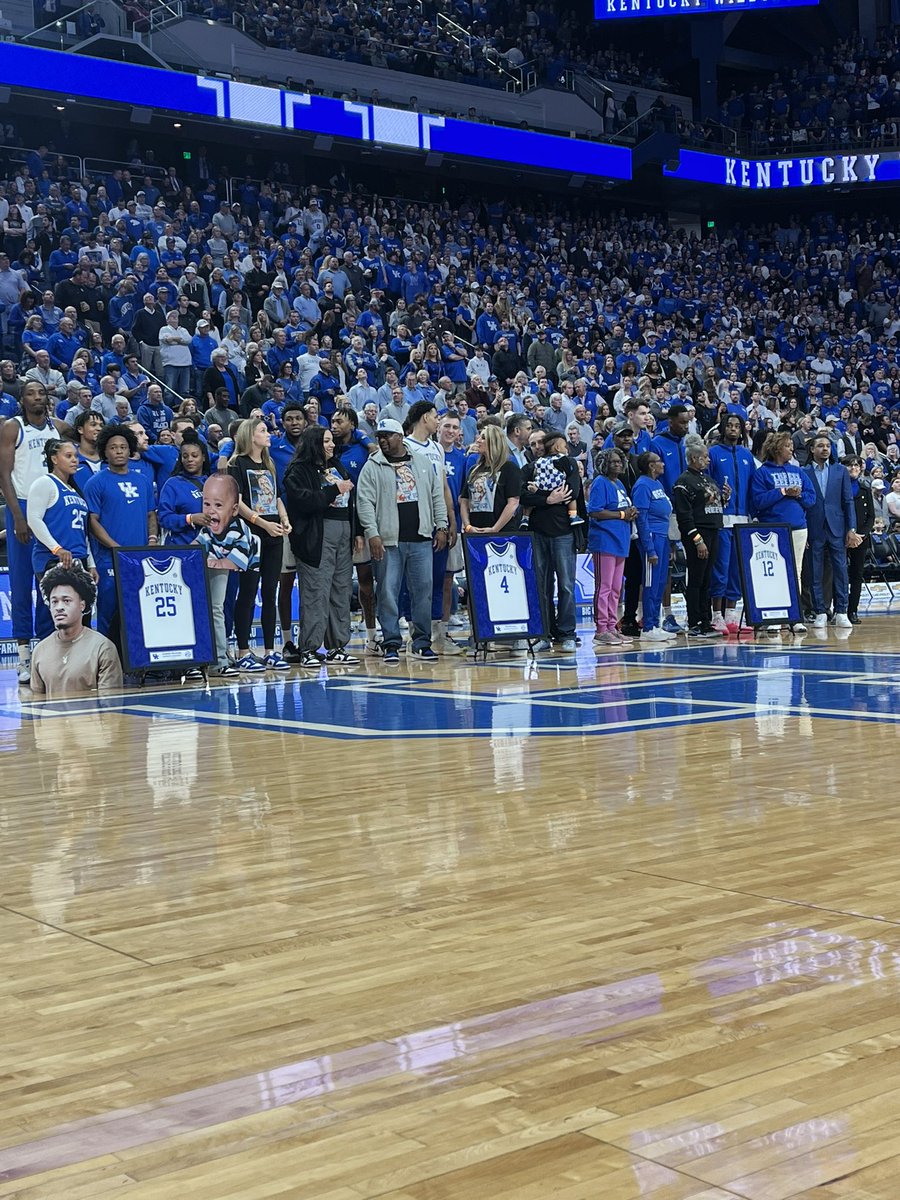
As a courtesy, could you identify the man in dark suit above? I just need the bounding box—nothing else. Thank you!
[804,433,861,629]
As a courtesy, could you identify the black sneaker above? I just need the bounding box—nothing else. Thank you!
[620,621,641,638]
[411,646,438,660]
[184,667,204,680]
[848,612,861,625]
[299,651,323,667]
[326,649,361,665]
[698,625,723,638]
[216,663,240,677]
[382,647,401,663]
[687,625,704,637]
[282,641,302,662]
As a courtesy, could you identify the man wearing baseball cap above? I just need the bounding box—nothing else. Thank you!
[178,261,210,321]
[356,418,449,663]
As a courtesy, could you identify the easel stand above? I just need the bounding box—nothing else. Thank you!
[469,638,538,663]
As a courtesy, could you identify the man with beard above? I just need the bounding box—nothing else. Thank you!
[520,431,580,653]
[29,565,122,697]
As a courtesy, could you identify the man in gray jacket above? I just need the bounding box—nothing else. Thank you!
[356,418,449,662]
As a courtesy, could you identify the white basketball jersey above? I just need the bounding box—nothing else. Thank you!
[12,417,57,499]
[484,543,529,628]
[749,531,790,611]
[139,557,196,649]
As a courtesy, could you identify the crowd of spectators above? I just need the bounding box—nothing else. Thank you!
[3,144,900,457]
[181,0,674,97]
[3,141,900,679]
[714,27,900,154]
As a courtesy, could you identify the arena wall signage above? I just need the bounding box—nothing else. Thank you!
[596,0,815,18]
[664,147,900,189]
[0,43,632,181]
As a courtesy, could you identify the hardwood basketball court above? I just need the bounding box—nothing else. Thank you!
[1,615,898,1199]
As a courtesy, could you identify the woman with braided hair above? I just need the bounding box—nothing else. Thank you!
[588,447,637,647]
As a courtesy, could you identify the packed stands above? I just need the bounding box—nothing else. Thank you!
[1,137,899,470]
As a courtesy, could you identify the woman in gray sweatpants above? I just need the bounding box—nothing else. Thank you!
[282,426,360,667]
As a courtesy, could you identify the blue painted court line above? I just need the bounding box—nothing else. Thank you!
[6,639,900,739]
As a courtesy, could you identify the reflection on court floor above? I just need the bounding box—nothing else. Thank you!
[8,641,900,740]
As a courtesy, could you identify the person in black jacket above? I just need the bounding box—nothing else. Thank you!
[673,440,728,638]
[519,431,581,652]
[843,455,876,624]
[283,425,360,667]
[130,293,166,378]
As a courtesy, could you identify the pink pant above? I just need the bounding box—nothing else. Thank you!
[593,552,626,634]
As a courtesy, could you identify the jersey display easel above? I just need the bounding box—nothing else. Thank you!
[733,523,803,633]
[461,532,547,660]
[113,546,216,684]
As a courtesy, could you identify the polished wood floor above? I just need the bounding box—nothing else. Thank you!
[2,614,900,1198]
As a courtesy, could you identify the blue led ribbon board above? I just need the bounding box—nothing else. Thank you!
[663,147,900,189]
[0,43,632,181]
[596,0,816,18]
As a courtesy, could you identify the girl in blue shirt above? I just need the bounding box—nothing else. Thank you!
[588,449,636,647]
[158,432,210,546]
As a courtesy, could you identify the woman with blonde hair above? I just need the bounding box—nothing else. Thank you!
[221,324,247,375]
[227,417,292,671]
[460,424,522,534]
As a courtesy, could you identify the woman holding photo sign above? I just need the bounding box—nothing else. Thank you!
[459,425,522,535]
[228,417,292,672]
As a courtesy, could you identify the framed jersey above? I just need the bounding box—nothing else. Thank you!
[734,523,801,628]
[113,546,215,672]
[462,533,546,643]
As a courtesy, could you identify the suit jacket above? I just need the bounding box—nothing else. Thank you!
[803,462,855,540]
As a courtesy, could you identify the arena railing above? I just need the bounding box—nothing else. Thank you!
[3,146,84,182]
[82,158,170,187]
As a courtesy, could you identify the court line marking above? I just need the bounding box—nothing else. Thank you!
[113,701,751,739]
[301,671,765,707]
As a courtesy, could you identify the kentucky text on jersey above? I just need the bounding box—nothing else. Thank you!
[143,581,186,595]
[723,154,881,189]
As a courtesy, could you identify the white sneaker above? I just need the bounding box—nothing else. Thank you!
[641,627,672,642]
[710,612,728,633]
[17,660,31,684]
[813,613,828,628]
[834,613,852,628]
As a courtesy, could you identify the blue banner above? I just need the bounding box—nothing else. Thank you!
[733,524,801,627]
[463,533,546,642]
[113,546,215,670]
[664,147,900,189]
[0,43,632,182]
[597,0,815,16]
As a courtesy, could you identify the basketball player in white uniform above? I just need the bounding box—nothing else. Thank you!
[0,380,73,681]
